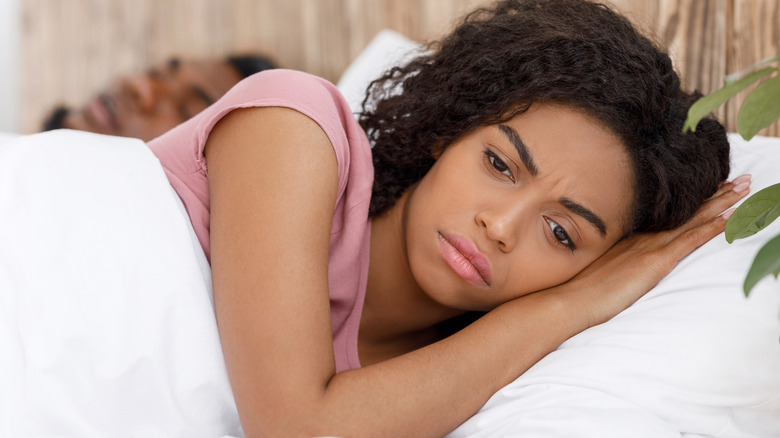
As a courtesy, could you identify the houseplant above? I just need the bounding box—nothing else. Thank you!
[684,54,780,295]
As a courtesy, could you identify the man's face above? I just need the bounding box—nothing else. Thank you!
[47,58,242,141]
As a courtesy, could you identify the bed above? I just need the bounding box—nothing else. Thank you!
[1,31,778,437]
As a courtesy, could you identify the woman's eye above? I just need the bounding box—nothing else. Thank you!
[545,218,576,252]
[484,150,514,181]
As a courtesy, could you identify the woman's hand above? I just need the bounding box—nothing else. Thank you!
[560,174,752,328]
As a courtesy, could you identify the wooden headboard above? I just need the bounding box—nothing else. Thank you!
[21,0,779,136]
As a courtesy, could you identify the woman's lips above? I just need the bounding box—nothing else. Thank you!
[437,232,492,287]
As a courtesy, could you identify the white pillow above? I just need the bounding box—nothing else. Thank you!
[337,31,780,438]
[336,29,422,116]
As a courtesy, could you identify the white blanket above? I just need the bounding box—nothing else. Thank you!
[0,130,240,437]
[0,128,779,438]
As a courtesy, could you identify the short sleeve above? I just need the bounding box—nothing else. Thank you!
[147,69,373,261]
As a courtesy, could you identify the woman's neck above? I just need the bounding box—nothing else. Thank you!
[360,190,465,365]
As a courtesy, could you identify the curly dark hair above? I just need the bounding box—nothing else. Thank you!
[360,0,730,234]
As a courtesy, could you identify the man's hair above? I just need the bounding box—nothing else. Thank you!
[361,0,729,235]
[42,106,69,131]
[226,55,276,79]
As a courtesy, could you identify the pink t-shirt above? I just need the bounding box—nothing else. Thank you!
[147,69,373,372]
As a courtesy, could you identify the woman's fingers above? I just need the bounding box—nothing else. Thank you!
[657,174,751,265]
[706,174,751,210]
[662,206,732,261]
[669,174,751,237]
[713,174,751,198]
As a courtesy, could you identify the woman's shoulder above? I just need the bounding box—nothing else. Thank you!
[211,69,373,206]
[221,69,365,151]
[228,69,351,117]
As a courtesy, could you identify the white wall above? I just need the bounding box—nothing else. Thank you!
[0,0,20,133]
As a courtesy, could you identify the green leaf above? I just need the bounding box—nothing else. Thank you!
[744,233,780,296]
[725,53,780,83]
[737,74,780,140]
[725,183,780,243]
[683,67,778,133]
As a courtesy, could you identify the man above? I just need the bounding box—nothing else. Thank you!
[42,55,274,141]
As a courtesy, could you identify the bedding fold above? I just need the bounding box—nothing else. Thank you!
[0,130,240,437]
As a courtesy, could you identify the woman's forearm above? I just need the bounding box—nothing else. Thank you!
[276,185,743,437]
[266,290,582,438]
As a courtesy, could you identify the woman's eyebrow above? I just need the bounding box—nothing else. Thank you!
[498,124,538,176]
[497,123,607,237]
[560,198,607,236]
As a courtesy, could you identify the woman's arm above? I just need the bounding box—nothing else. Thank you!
[206,106,746,438]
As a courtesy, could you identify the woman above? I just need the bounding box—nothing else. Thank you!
[147,0,745,436]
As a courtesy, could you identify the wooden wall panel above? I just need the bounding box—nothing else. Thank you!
[729,0,780,137]
[19,0,489,133]
[608,0,729,109]
[19,0,779,136]
[605,1,660,43]
[656,0,728,94]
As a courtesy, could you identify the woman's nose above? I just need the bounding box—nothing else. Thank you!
[475,203,525,253]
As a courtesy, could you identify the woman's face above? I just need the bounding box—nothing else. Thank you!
[404,102,634,311]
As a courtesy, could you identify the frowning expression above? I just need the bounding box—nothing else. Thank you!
[404,102,634,311]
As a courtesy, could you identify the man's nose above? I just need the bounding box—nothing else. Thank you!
[122,74,161,113]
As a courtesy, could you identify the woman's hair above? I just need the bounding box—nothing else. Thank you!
[360,0,730,234]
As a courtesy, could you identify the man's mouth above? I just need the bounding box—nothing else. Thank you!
[88,94,119,133]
